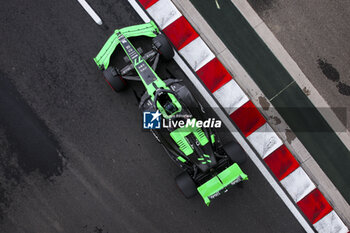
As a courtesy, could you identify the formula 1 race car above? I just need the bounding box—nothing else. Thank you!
[94,22,248,206]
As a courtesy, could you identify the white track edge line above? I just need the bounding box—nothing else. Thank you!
[77,0,103,25]
[128,0,151,22]
[128,0,314,232]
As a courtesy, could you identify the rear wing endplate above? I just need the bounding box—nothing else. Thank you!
[94,21,159,70]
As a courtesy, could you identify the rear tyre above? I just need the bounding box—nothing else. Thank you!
[103,67,127,92]
[175,172,197,198]
[223,142,247,165]
[153,34,174,60]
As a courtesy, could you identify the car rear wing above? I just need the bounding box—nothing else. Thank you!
[94,21,159,70]
[197,163,248,206]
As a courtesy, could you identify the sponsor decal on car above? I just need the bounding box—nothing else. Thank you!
[208,176,242,200]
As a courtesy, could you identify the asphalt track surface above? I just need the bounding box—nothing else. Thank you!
[0,0,305,232]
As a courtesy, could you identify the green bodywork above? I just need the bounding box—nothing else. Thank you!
[94,21,181,119]
[197,163,248,206]
[198,155,211,164]
[94,22,248,206]
[170,120,209,156]
[210,134,215,144]
[177,156,186,163]
[94,21,159,70]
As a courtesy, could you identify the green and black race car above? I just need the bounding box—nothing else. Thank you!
[94,22,248,206]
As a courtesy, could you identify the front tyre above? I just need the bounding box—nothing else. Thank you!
[153,34,174,60]
[103,67,127,92]
[223,142,247,165]
[175,172,197,198]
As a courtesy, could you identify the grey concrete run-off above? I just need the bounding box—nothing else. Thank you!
[248,0,350,130]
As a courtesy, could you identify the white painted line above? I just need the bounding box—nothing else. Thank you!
[230,0,262,28]
[268,80,296,102]
[281,167,316,203]
[127,1,314,232]
[77,0,103,25]
[314,210,348,233]
[128,0,151,22]
[179,37,215,71]
[213,79,249,115]
[247,123,283,159]
[147,0,181,29]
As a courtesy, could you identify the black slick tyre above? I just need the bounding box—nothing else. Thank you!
[103,67,127,92]
[223,142,247,165]
[153,34,174,60]
[175,172,197,198]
